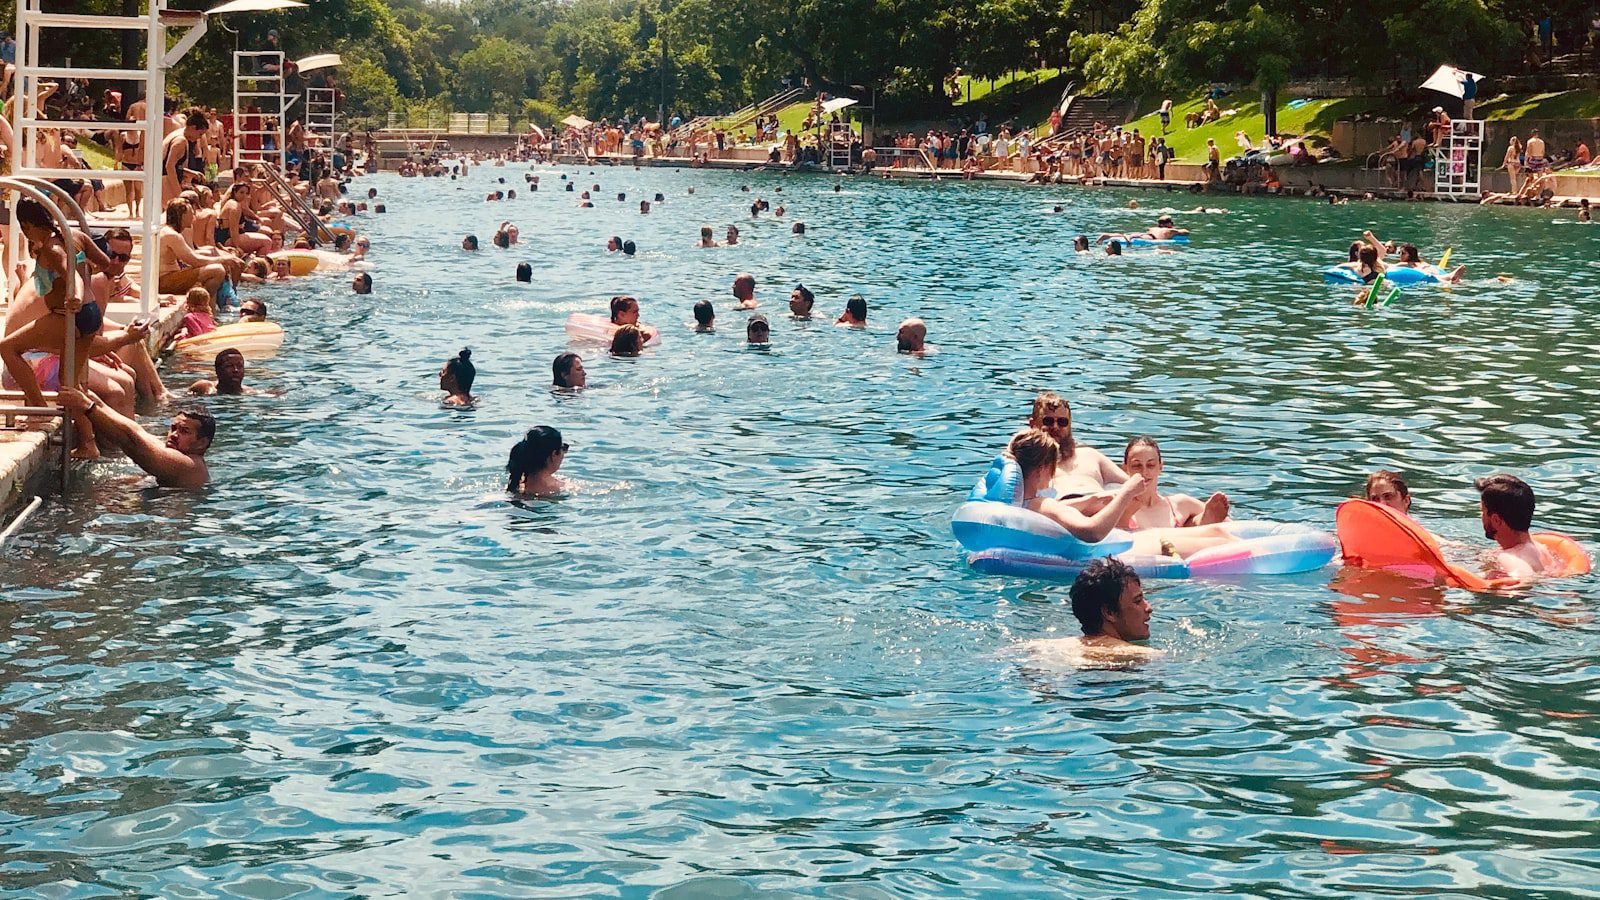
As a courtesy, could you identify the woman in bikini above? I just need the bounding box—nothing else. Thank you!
[1118,436,1230,532]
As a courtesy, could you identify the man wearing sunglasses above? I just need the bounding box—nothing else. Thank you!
[1026,391,1127,505]
[88,227,171,404]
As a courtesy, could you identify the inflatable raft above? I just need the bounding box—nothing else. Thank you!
[1335,499,1590,590]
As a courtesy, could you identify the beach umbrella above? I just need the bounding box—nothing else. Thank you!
[1419,65,1483,98]
[296,53,342,73]
[207,0,306,14]
[821,97,858,114]
[561,114,593,129]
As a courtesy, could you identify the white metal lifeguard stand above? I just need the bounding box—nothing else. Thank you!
[232,49,293,171]
[1434,119,1484,200]
[299,53,343,141]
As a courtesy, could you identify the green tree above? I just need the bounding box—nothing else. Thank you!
[454,36,537,112]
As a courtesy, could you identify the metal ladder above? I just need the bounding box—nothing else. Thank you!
[233,50,294,173]
[253,163,335,246]
[305,86,338,140]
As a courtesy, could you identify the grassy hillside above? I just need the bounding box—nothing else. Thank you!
[1119,97,1389,163]
[1475,89,1600,120]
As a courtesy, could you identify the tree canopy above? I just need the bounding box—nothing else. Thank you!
[24,0,1569,127]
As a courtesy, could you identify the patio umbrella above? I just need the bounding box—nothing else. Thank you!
[561,114,593,129]
[1419,65,1482,98]
[296,53,342,73]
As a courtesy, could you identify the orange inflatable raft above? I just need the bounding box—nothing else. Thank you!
[1335,499,1590,590]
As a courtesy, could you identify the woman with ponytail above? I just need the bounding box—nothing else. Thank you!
[439,348,477,407]
[506,425,568,495]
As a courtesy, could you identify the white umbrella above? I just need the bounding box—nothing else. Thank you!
[821,97,858,114]
[207,0,306,14]
[561,114,592,129]
[1419,65,1482,99]
[296,53,341,73]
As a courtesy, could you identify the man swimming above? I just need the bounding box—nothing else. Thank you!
[57,388,212,488]
[1476,473,1556,580]
[189,348,260,396]
[732,273,758,309]
[896,317,929,354]
[1024,557,1161,662]
[789,284,815,319]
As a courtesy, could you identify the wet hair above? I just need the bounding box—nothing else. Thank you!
[1365,470,1410,504]
[492,231,510,249]
[1358,245,1379,267]
[792,284,814,309]
[654,193,664,202]
[1007,428,1059,477]
[609,295,638,323]
[1106,240,1123,256]
[441,348,476,393]
[1123,435,1162,465]
[462,235,479,250]
[213,348,244,373]
[1070,557,1138,635]
[792,221,806,234]
[175,405,216,446]
[693,299,715,326]
[608,235,621,250]
[610,323,645,356]
[1400,243,1420,262]
[622,240,636,256]
[700,226,713,240]
[352,272,372,293]
[375,204,386,213]
[240,299,268,318]
[184,109,209,131]
[845,294,867,322]
[1073,235,1089,252]
[15,197,62,235]
[1475,473,1535,531]
[506,425,563,491]
[552,352,582,387]
[515,261,532,282]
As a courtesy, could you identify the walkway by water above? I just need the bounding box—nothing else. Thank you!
[2,166,1598,895]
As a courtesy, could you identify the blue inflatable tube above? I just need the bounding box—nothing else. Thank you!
[1128,234,1190,247]
[1323,264,1438,285]
[952,455,1337,580]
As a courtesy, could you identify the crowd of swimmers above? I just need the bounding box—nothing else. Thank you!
[1001,390,1563,661]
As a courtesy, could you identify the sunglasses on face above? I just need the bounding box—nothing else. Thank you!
[241,307,263,316]
[1040,416,1070,427]
[105,250,131,261]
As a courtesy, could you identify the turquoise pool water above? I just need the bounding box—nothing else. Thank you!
[3,166,1600,896]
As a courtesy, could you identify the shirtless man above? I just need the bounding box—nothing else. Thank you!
[88,227,171,403]
[1026,392,1126,502]
[732,272,757,309]
[57,388,212,489]
[1476,474,1556,581]
[189,348,259,396]
[1024,557,1161,663]
[157,198,234,298]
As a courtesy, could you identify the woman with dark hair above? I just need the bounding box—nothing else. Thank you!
[439,348,476,407]
[515,261,533,283]
[552,352,586,389]
[610,324,646,356]
[506,425,568,495]
[836,293,868,327]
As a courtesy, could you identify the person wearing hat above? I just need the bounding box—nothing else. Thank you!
[1426,106,1451,145]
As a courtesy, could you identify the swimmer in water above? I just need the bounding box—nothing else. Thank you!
[610,323,646,357]
[1023,557,1161,662]
[1362,230,1465,282]
[1073,235,1091,252]
[725,225,740,246]
[58,389,212,489]
[1365,469,1412,515]
[506,425,568,496]
[693,300,716,332]
[746,314,770,347]
[188,348,261,396]
[610,295,640,326]
[1105,240,1123,256]
[1476,473,1557,581]
[1118,436,1231,530]
[439,348,477,407]
[516,261,533,283]
[352,272,372,294]
[552,352,586,389]
[789,284,815,319]
[896,317,930,354]
[732,273,758,309]
[697,226,719,248]
[837,293,868,327]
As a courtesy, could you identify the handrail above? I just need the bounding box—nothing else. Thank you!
[0,495,45,550]
[0,180,87,494]
[253,163,336,246]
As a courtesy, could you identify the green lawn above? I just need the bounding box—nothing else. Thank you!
[81,138,117,170]
[1119,96,1388,163]
[714,100,862,140]
[1475,90,1600,120]
[952,68,1063,107]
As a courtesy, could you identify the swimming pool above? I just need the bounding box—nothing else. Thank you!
[3,166,1599,895]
